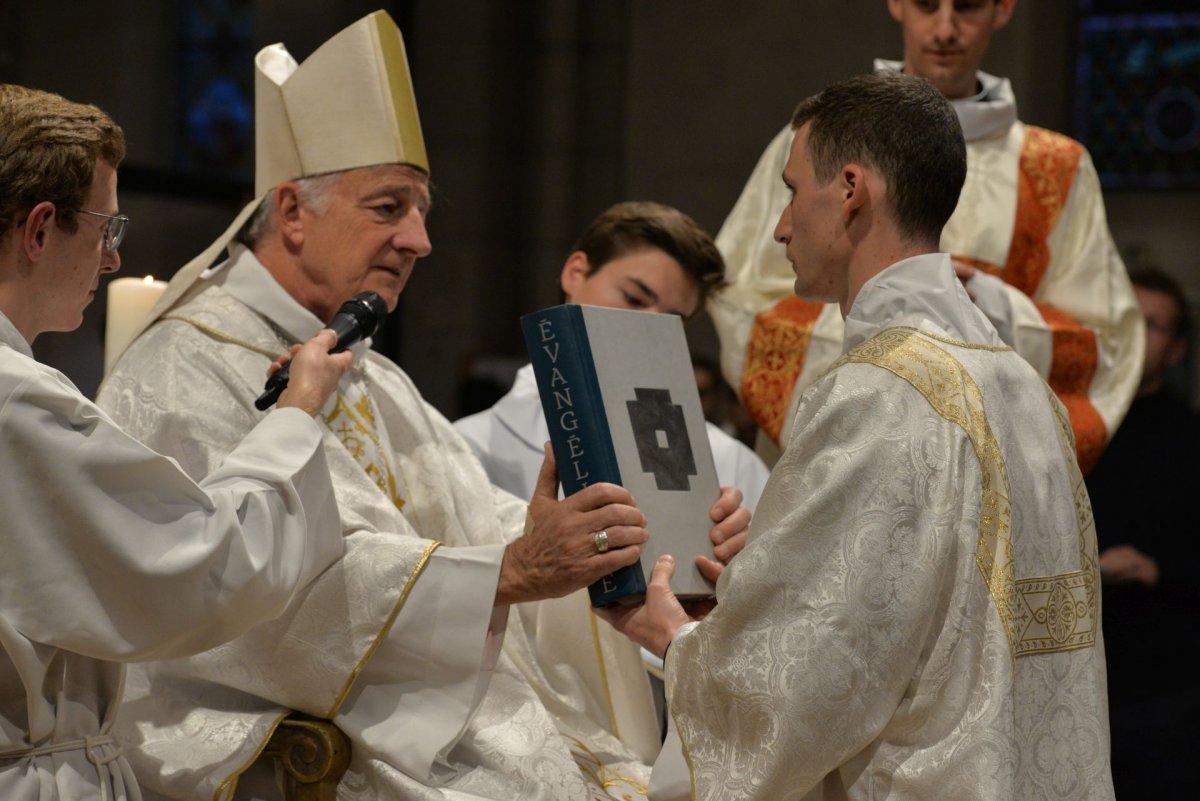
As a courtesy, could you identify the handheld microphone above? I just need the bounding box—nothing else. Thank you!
[254,291,388,411]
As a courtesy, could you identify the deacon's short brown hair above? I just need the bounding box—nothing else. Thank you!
[792,72,966,247]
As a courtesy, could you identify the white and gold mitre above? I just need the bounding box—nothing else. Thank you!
[254,8,428,191]
[105,10,427,372]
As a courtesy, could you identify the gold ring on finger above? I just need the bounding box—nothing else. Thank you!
[593,529,610,553]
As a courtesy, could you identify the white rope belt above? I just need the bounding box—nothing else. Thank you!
[1,735,124,799]
[1,734,121,764]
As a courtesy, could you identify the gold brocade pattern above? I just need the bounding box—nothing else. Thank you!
[325,379,406,511]
[961,126,1082,298]
[164,314,408,510]
[839,328,1098,657]
[1038,305,1105,475]
[1020,389,1103,657]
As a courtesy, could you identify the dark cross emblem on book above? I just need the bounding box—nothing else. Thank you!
[626,387,697,491]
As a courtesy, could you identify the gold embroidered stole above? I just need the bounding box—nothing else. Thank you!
[325,371,406,511]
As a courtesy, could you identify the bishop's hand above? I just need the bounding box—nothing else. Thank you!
[496,444,648,605]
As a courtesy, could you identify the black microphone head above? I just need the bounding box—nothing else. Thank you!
[257,291,389,411]
[330,291,388,343]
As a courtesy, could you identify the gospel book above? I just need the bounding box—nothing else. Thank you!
[520,303,721,606]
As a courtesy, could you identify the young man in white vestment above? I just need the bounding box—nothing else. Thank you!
[711,0,1143,475]
[605,73,1115,800]
[0,85,354,801]
[98,13,748,801]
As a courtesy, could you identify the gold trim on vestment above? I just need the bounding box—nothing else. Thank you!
[207,540,441,799]
[588,610,621,741]
[160,315,282,360]
[1016,388,1102,657]
[214,708,293,801]
[326,540,442,719]
[324,389,406,511]
[839,327,1098,657]
[565,735,649,800]
[884,324,1013,352]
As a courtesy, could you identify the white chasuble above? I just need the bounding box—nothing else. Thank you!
[662,255,1113,801]
[98,249,649,801]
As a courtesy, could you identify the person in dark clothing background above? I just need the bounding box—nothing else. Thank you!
[1085,265,1200,798]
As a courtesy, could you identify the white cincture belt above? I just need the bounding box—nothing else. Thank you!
[0,735,124,799]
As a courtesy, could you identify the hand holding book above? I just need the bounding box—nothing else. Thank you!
[697,485,750,582]
[599,485,748,657]
[495,444,650,606]
[596,555,695,660]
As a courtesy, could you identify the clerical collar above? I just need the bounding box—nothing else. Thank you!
[873,58,1017,142]
[205,244,372,360]
[842,253,1006,353]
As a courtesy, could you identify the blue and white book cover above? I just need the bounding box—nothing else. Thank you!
[523,303,720,600]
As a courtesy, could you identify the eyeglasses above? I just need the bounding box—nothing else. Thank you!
[77,209,130,252]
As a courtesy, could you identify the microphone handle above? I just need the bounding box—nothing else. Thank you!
[254,364,291,411]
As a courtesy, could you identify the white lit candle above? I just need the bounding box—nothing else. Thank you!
[105,275,167,375]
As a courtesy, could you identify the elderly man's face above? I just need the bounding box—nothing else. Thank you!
[294,164,432,322]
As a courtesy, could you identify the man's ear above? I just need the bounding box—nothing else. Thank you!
[275,183,305,246]
[20,202,57,263]
[886,0,905,24]
[994,0,1018,31]
[840,164,869,221]
[560,251,592,298]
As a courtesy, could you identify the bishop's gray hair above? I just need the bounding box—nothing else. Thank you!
[236,171,344,248]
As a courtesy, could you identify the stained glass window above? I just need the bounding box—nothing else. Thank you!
[177,0,254,180]
[1077,2,1200,188]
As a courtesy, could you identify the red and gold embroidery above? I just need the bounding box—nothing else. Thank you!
[956,127,1106,471]
[1040,305,1106,474]
[741,296,824,444]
